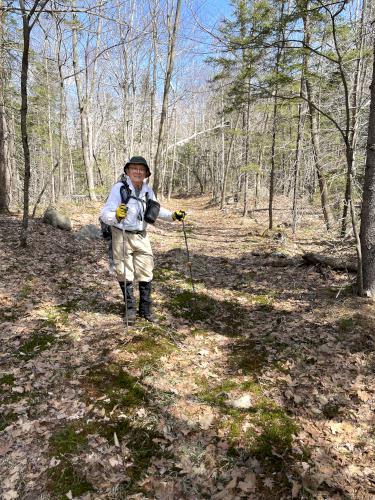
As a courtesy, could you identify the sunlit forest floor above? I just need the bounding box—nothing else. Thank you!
[1,195,375,499]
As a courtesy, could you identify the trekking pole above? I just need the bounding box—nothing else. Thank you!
[182,219,195,294]
[122,228,129,334]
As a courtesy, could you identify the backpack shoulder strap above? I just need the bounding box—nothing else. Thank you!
[120,180,132,204]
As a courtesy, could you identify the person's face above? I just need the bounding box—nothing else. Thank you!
[126,164,147,187]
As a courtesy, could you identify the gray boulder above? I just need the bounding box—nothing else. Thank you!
[75,224,102,241]
[42,206,72,231]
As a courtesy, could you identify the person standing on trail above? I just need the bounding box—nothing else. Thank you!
[100,156,186,323]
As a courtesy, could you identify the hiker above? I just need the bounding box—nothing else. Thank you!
[100,156,186,323]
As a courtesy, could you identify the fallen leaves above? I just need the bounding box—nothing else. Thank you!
[1,200,375,499]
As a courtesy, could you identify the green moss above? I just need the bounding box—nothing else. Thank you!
[0,374,15,386]
[251,405,298,459]
[223,402,298,470]
[48,421,95,497]
[169,290,243,330]
[99,420,164,486]
[227,413,247,438]
[42,304,73,326]
[337,317,355,333]
[197,377,237,406]
[126,332,176,370]
[86,364,147,409]
[48,416,165,495]
[322,402,341,419]
[0,306,21,322]
[196,377,262,410]
[17,332,56,359]
[0,411,17,431]
[57,278,70,290]
[18,281,34,298]
[153,267,186,283]
[229,340,267,375]
[49,422,89,456]
[251,293,275,311]
[47,461,94,498]
[197,375,298,471]
[169,290,215,322]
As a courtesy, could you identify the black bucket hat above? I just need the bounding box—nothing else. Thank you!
[124,156,151,177]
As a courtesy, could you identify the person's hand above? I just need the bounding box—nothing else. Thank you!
[116,203,127,221]
[172,210,186,221]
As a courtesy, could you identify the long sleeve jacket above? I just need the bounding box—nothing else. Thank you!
[100,176,172,232]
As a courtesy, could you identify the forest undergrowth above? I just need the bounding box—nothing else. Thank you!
[1,195,375,499]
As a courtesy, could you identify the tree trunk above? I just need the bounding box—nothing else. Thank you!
[45,54,56,204]
[303,5,334,230]
[359,36,375,296]
[19,2,31,247]
[292,101,304,235]
[220,114,239,209]
[269,94,278,230]
[153,0,182,196]
[268,0,286,230]
[341,0,366,236]
[72,5,99,201]
[149,1,158,166]
[0,0,10,212]
[55,10,66,200]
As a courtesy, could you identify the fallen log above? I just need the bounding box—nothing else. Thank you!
[302,252,357,272]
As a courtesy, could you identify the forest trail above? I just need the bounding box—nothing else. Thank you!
[1,196,375,499]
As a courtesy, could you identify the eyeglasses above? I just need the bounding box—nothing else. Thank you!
[128,166,146,173]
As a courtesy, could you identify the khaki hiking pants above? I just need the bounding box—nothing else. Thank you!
[111,226,154,282]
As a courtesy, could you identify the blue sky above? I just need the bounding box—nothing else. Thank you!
[186,0,233,31]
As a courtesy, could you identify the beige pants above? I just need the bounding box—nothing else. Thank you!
[112,227,154,282]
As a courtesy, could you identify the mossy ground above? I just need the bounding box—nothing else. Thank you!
[47,460,94,499]
[196,376,298,470]
[0,374,15,386]
[168,289,244,335]
[0,411,17,432]
[85,364,147,410]
[126,332,176,370]
[17,332,56,360]
[0,305,22,322]
[2,198,368,498]
[48,366,166,497]
[49,421,90,456]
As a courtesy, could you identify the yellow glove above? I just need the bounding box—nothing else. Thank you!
[172,210,186,221]
[115,203,127,221]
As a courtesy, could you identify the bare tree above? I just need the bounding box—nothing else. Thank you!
[19,0,50,247]
[153,0,182,196]
[0,0,10,212]
[72,0,104,201]
[359,31,375,297]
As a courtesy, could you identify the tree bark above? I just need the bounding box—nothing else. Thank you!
[360,35,375,296]
[302,4,334,230]
[268,0,286,230]
[0,0,10,212]
[341,0,366,236]
[153,0,182,196]
[19,2,31,247]
[72,2,101,201]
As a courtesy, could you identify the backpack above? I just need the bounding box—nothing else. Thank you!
[99,180,160,240]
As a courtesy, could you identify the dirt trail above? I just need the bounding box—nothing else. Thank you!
[1,196,375,499]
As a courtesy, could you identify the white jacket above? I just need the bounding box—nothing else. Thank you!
[100,176,172,232]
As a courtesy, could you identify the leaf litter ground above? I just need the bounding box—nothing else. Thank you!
[1,196,375,499]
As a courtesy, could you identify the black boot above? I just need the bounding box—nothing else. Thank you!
[139,281,155,322]
[119,281,136,323]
